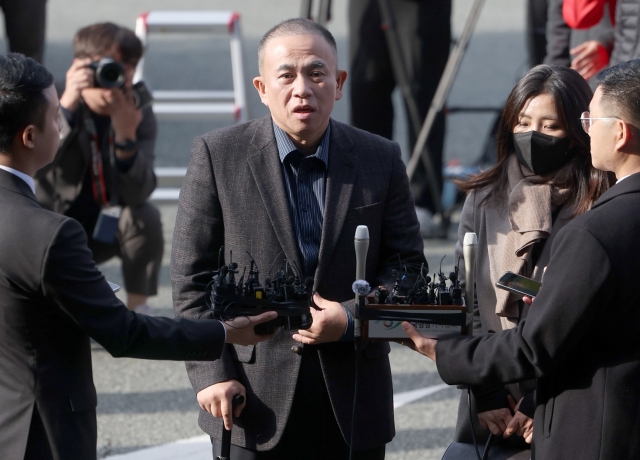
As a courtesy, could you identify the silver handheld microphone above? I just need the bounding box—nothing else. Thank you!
[354,225,370,339]
[462,232,478,337]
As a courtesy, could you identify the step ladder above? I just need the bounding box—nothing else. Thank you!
[133,11,248,123]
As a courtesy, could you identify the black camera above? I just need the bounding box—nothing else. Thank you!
[87,58,153,109]
[88,58,125,88]
[207,250,315,335]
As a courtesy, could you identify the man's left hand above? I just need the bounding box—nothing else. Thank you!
[402,321,437,361]
[292,292,347,344]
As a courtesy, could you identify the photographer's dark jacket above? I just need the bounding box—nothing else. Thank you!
[34,104,157,225]
[171,115,426,451]
[437,172,640,459]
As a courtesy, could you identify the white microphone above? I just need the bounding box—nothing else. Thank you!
[354,225,370,339]
[462,232,477,337]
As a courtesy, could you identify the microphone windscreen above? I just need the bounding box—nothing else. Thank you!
[352,280,371,296]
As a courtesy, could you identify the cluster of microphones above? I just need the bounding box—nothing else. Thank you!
[371,259,463,306]
[207,249,316,335]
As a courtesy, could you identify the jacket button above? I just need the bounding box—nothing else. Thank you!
[291,345,302,355]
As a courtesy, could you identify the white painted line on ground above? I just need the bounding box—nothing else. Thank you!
[393,383,450,409]
[105,435,211,459]
[105,383,451,459]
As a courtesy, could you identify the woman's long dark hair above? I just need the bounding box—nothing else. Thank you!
[457,64,612,216]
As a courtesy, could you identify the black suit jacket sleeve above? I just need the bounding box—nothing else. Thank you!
[436,225,613,387]
[42,217,225,361]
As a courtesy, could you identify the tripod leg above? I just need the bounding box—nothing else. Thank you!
[406,0,488,184]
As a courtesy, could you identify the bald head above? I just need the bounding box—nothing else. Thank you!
[258,18,338,74]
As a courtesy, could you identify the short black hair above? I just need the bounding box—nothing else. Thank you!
[0,53,54,152]
[595,59,640,126]
[73,22,143,66]
[258,18,338,73]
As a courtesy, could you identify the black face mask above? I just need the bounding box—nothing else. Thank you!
[513,131,573,175]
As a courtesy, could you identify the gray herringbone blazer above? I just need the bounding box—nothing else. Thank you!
[171,115,425,451]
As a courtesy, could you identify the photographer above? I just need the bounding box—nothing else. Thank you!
[36,23,161,314]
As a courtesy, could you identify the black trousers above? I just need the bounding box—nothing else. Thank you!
[349,0,451,213]
[527,0,549,67]
[0,0,47,63]
[85,202,164,296]
[211,346,386,460]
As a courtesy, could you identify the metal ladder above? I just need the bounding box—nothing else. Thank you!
[133,11,249,201]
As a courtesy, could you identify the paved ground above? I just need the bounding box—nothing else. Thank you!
[6,0,528,457]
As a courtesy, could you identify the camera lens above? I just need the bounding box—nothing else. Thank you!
[95,59,125,88]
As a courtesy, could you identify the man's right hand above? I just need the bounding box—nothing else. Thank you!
[60,58,94,112]
[478,408,514,436]
[197,380,246,430]
[223,311,278,346]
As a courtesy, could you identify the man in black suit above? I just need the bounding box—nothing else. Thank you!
[172,18,425,460]
[0,54,277,460]
[404,59,640,459]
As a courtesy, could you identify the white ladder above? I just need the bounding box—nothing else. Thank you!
[133,11,248,123]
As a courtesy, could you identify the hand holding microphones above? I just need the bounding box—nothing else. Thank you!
[222,310,279,346]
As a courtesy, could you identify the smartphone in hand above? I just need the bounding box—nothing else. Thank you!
[495,271,541,298]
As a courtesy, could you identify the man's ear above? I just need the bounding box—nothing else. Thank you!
[334,70,347,101]
[21,124,36,150]
[253,76,269,107]
[616,119,636,152]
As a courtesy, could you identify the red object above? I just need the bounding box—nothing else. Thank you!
[228,12,240,34]
[138,11,150,32]
[563,0,617,29]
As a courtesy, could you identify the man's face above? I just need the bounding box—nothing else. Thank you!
[33,84,63,169]
[588,87,618,172]
[81,45,136,116]
[253,34,347,148]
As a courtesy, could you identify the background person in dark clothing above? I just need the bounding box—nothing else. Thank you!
[36,23,162,314]
[0,51,278,460]
[349,0,451,234]
[0,0,47,63]
[563,0,640,70]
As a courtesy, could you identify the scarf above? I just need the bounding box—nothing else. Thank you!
[494,154,571,326]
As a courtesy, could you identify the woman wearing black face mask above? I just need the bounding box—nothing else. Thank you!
[449,65,613,453]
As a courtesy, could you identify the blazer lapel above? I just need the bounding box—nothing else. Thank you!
[315,120,356,286]
[247,117,303,273]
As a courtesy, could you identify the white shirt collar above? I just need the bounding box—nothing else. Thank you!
[0,165,35,195]
[616,174,632,184]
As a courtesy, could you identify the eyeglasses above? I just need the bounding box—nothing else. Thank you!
[580,111,619,133]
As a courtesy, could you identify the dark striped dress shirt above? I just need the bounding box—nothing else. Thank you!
[274,122,329,279]
[273,122,354,340]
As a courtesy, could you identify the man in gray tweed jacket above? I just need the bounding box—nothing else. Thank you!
[171,18,425,459]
